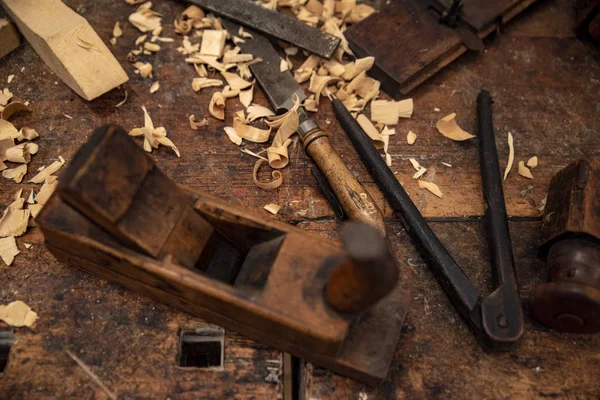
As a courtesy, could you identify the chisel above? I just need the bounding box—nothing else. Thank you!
[221,21,385,235]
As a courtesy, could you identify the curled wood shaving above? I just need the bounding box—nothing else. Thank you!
[2,164,27,183]
[294,55,320,83]
[134,62,153,78]
[239,87,253,108]
[253,159,283,190]
[149,81,160,93]
[436,113,474,141]
[0,88,13,109]
[182,5,205,21]
[144,42,161,52]
[0,119,19,140]
[518,161,533,179]
[0,200,30,238]
[247,105,275,122]
[503,132,514,181]
[17,128,38,142]
[223,126,243,145]
[356,115,384,149]
[1,102,31,121]
[0,300,37,327]
[209,92,226,120]
[113,22,123,38]
[189,115,208,130]
[303,95,317,112]
[407,130,417,145]
[28,159,64,183]
[264,203,281,215]
[233,112,271,143]
[308,73,341,105]
[191,77,223,92]
[129,106,179,157]
[115,89,128,107]
[418,180,443,198]
[409,158,422,171]
[527,156,538,168]
[0,237,19,266]
[129,2,162,33]
[5,143,31,163]
[412,167,427,180]
[341,57,374,80]
[221,72,253,91]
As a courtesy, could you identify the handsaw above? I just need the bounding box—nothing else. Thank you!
[221,20,385,235]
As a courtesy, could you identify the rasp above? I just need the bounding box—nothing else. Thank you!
[222,20,385,235]
[186,0,341,59]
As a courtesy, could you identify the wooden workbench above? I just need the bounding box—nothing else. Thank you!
[0,0,598,398]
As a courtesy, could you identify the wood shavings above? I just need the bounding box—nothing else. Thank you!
[135,34,147,46]
[303,95,318,112]
[2,164,26,183]
[308,73,341,105]
[527,156,538,168]
[238,27,253,39]
[27,190,35,204]
[144,42,161,52]
[341,57,374,80]
[371,100,399,126]
[253,159,283,190]
[129,106,179,157]
[1,102,31,121]
[0,200,30,238]
[407,130,417,145]
[28,203,42,218]
[134,62,153,78]
[247,105,275,122]
[294,55,320,84]
[284,47,298,56]
[7,75,14,84]
[518,161,533,179]
[504,132,514,181]
[33,177,58,206]
[418,180,443,198]
[0,88,13,109]
[0,237,19,266]
[209,92,226,120]
[264,204,281,215]
[397,99,414,118]
[200,30,227,57]
[412,167,427,180]
[67,350,117,400]
[239,87,253,108]
[346,4,376,23]
[5,143,31,163]
[436,113,474,141]
[149,81,160,93]
[442,162,452,168]
[182,5,205,21]
[240,148,267,161]
[115,89,128,107]
[223,126,243,145]
[233,112,271,143]
[24,243,32,249]
[409,158,422,171]
[189,115,207,130]
[191,77,223,92]
[0,119,19,140]
[221,71,253,91]
[280,58,289,72]
[356,115,384,149]
[113,21,123,38]
[0,300,37,327]
[28,159,65,183]
[129,2,162,33]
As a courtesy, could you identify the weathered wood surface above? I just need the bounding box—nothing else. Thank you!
[0,0,598,398]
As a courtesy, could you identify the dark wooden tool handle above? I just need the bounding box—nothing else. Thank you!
[301,127,386,235]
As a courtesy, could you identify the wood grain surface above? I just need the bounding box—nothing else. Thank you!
[0,0,599,398]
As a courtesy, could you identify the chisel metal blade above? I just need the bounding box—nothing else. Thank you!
[187,0,341,59]
[222,21,305,113]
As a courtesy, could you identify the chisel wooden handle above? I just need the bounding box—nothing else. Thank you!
[299,120,385,235]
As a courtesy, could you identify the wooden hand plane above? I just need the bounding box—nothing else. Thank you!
[36,125,410,385]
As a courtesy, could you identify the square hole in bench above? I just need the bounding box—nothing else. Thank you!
[178,329,224,370]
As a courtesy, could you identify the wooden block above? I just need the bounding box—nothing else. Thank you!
[0,18,20,60]
[0,0,128,100]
